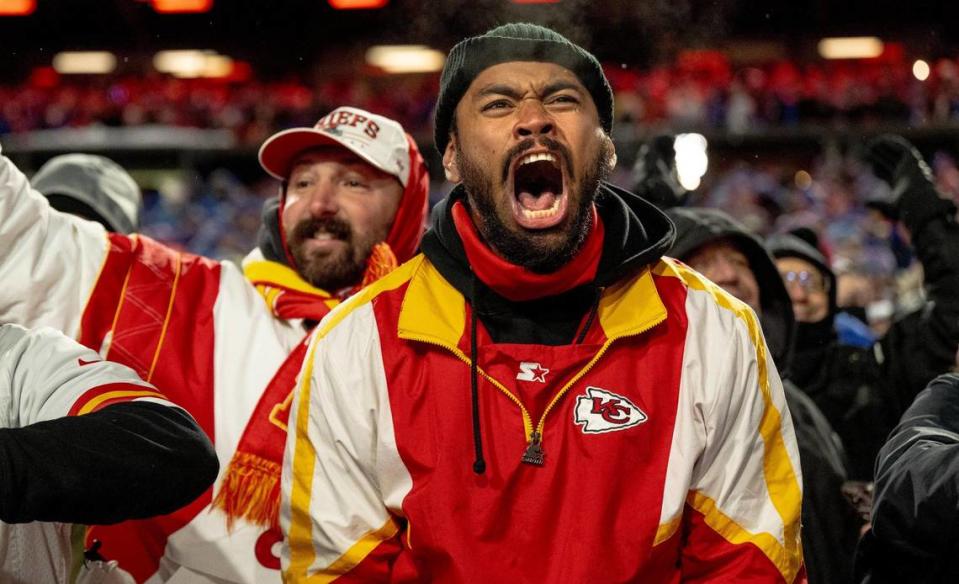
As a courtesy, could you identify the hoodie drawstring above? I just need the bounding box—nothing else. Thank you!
[575,287,602,345]
[470,274,487,475]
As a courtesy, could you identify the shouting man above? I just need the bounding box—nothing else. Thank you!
[282,24,804,583]
[0,106,429,583]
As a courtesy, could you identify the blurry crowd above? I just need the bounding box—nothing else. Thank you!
[6,52,959,146]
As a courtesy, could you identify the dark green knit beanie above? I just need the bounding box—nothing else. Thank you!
[433,22,614,154]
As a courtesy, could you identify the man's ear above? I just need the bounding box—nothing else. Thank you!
[443,137,461,183]
[607,133,618,172]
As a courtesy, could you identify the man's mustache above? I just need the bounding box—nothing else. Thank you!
[290,216,352,245]
[501,137,574,184]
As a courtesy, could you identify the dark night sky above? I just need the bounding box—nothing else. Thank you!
[1,0,953,80]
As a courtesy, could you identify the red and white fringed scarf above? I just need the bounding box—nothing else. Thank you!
[213,243,400,530]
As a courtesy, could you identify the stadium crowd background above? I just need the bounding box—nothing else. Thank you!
[2,0,957,338]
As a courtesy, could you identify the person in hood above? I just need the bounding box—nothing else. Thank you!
[31,153,142,234]
[0,106,429,583]
[768,232,895,481]
[281,23,803,583]
[668,207,860,584]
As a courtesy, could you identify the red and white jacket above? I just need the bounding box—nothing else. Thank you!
[282,254,805,583]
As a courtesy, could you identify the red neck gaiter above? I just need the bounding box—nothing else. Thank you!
[451,200,604,302]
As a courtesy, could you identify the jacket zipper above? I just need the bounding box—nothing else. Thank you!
[405,311,665,467]
[402,335,535,439]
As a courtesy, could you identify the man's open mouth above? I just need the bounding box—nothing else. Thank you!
[509,150,568,230]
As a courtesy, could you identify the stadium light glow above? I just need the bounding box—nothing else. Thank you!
[153,50,234,78]
[52,52,118,75]
[674,133,708,192]
[150,0,213,13]
[913,59,930,81]
[366,45,445,74]
[818,37,884,60]
[0,0,35,16]
[328,0,388,9]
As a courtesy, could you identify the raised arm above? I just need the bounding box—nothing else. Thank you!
[0,324,219,525]
[865,135,959,406]
[0,144,110,334]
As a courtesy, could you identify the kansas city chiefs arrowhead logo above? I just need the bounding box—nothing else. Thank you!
[574,387,647,434]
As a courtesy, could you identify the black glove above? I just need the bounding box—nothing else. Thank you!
[864,134,933,185]
[863,134,956,233]
[631,134,688,210]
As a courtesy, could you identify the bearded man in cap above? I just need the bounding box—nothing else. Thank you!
[282,24,804,583]
[0,106,429,583]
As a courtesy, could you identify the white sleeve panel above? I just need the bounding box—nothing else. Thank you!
[0,145,109,335]
[689,291,798,537]
[658,277,803,579]
[0,324,159,429]
[282,302,411,579]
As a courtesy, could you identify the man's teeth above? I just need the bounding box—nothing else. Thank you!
[518,152,558,167]
[314,232,333,240]
[521,197,561,219]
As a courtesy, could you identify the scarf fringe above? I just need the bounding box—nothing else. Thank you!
[361,243,398,289]
[212,452,282,530]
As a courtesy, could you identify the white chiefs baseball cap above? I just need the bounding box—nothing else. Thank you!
[258,106,412,187]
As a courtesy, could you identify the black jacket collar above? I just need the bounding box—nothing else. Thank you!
[420,182,676,345]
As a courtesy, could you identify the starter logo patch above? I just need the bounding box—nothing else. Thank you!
[516,361,549,383]
[574,386,647,434]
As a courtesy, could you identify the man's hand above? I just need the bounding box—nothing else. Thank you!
[864,134,934,186]
[631,134,688,210]
[863,134,955,233]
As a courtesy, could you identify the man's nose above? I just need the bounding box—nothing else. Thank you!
[307,180,339,217]
[785,280,808,303]
[514,100,555,139]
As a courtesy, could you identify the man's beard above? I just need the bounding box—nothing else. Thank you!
[457,135,615,274]
[287,216,370,292]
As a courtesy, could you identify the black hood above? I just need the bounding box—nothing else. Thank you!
[420,181,675,345]
[256,196,291,266]
[666,207,796,374]
[767,232,838,317]
[423,181,675,296]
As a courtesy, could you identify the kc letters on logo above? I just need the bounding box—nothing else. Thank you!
[574,387,648,434]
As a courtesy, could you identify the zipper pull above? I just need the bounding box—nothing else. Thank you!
[521,431,545,466]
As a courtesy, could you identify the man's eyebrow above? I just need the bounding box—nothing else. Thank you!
[474,83,523,101]
[541,80,584,97]
[474,80,585,101]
